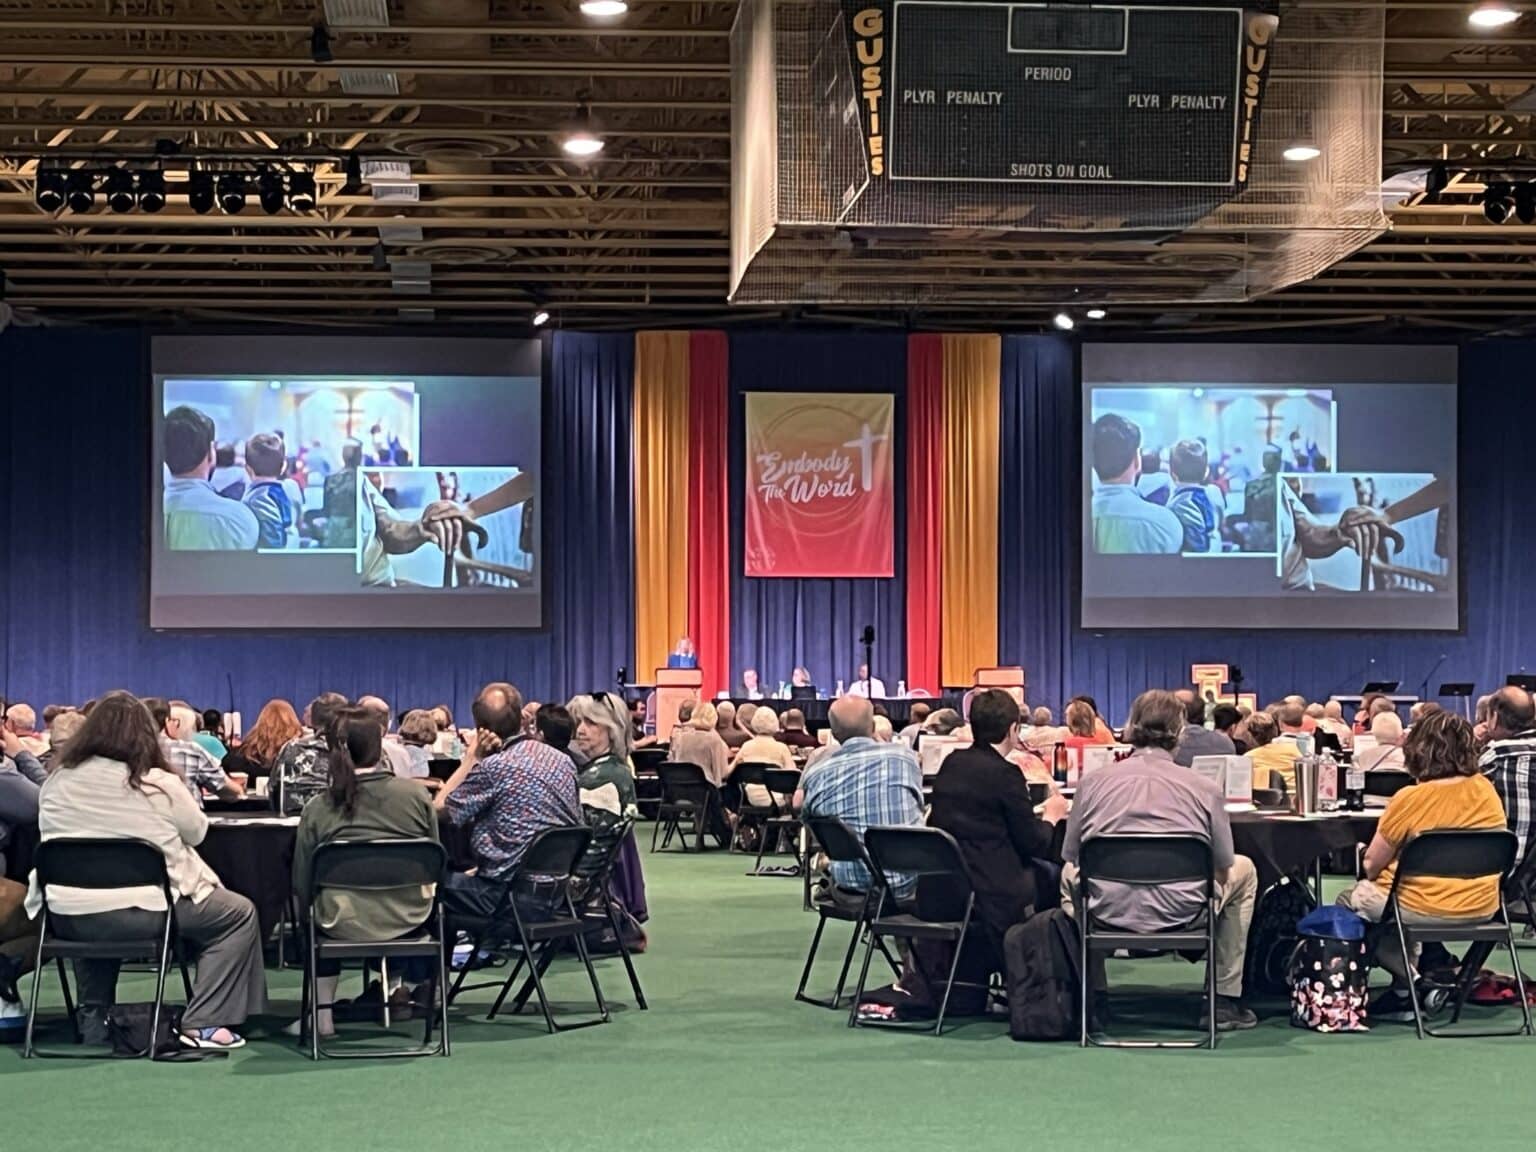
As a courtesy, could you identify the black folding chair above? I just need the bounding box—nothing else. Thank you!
[753,768,805,876]
[630,747,667,821]
[795,816,900,1009]
[1076,834,1218,1049]
[1364,771,1415,800]
[651,762,724,852]
[1384,828,1533,1039]
[730,762,775,855]
[300,838,450,1060]
[446,826,609,1033]
[24,838,193,1059]
[573,817,647,1011]
[849,826,984,1036]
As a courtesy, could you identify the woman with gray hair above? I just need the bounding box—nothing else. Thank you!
[566,691,648,937]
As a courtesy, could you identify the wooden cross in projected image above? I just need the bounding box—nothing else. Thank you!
[1256,396,1284,445]
[336,388,371,440]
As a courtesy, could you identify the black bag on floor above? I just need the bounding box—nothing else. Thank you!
[1005,909,1082,1041]
[106,1004,220,1061]
[1243,877,1315,998]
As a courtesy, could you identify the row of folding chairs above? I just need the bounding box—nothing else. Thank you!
[795,816,1534,1045]
[22,820,648,1061]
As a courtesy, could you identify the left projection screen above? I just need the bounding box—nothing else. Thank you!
[150,335,543,629]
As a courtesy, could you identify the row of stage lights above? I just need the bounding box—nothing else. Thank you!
[1482,181,1536,225]
[34,167,319,215]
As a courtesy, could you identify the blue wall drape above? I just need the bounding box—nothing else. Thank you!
[727,332,907,694]
[1001,336,1533,724]
[0,328,633,718]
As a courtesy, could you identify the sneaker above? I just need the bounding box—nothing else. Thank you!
[1200,995,1259,1032]
[1369,988,1417,1024]
[1416,978,1452,1017]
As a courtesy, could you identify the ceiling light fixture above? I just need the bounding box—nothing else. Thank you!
[64,170,95,213]
[137,170,166,213]
[257,170,286,214]
[1053,312,1075,331]
[34,169,65,212]
[1469,2,1520,28]
[1086,308,1107,320]
[1516,181,1536,225]
[1283,144,1322,162]
[371,242,389,271]
[216,171,248,214]
[287,171,317,211]
[187,169,215,214]
[532,309,551,327]
[580,0,629,14]
[1484,180,1515,223]
[341,152,363,195]
[562,100,605,157]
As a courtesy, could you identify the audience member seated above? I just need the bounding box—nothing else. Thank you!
[192,709,228,761]
[1318,700,1355,749]
[1070,695,1116,742]
[897,702,932,747]
[1355,712,1407,773]
[27,692,266,1049]
[1062,689,1258,1031]
[736,707,799,808]
[430,704,464,758]
[40,709,83,768]
[434,682,583,925]
[272,692,350,814]
[290,708,440,1037]
[397,709,439,780]
[222,698,300,782]
[1245,710,1302,794]
[1173,689,1236,767]
[565,693,647,939]
[358,696,415,779]
[0,726,42,1005]
[5,703,49,759]
[1337,711,1507,1022]
[1409,701,1443,727]
[1063,699,1114,753]
[715,701,749,751]
[668,701,731,788]
[145,697,243,805]
[925,708,964,737]
[1211,703,1247,754]
[777,709,819,750]
[1478,685,1536,863]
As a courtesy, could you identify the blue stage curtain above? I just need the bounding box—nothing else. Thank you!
[727,331,907,696]
[0,328,633,718]
[1001,335,1535,725]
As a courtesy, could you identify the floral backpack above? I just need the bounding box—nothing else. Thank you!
[1288,906,1371,1032]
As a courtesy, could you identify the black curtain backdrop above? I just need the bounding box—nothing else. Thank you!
[0,328,634,719]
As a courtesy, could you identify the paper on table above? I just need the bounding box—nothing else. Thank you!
[208,815,300,827]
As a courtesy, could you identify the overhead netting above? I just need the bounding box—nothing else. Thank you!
[728,0,1386,307]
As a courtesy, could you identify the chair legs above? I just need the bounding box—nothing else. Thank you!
[601,887,647,1010]
[1406,902,1536,1039]
[797,908,900,1010]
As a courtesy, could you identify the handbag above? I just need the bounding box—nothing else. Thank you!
[1288,907,1371,1032]
[106,1003,220,1061]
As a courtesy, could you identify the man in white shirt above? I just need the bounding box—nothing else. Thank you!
[1089,414,1181,555]
[163,405,260,551]
[3,703,49,758]
[846,663,887,699]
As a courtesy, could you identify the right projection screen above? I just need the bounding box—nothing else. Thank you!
[1081,344,1459,630]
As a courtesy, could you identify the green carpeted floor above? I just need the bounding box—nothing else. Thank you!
[3,850,1534,1151]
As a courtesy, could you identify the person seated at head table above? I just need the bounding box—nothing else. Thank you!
[776,708,819,750]
[1337,711,1507,1023]
[1355,712,1407,773]
[667,636,698,670]
[667,701,731,788]
[1062,689,1258,1033]
[1062,699,1114,753]
[715,701,750,751]
[846,664,888,699]
[290,707,440,1037]
[739,668,765,701]
[788,667,816,698]
[222,698,301,781]
[28,691,266,1050]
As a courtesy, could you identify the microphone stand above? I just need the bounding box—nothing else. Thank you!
[1419,654,1447,702]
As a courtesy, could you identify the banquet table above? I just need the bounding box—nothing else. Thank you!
[1228,810,1381,893]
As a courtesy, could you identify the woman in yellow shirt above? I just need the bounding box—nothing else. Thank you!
[1336,711,1507,1022]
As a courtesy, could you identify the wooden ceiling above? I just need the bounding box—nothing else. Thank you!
[1,0,1534,332]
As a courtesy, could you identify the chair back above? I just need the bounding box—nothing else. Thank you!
[658,761,712,800]
[631,747,667,776]
[513,826,594,884]
[1080,834,1212,886]
[732,762,771,790]
[427,758,459,781]
[310,838,446,900]
[34,838,169,894]
[762,768,802,802]
[1364,771,1414,799]
[805,815,872,868]
[577,817,637,884]
[1396,828,1518,883]
[864,826,972,921]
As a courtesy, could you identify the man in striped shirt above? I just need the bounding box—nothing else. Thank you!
[799,697,925,911]
[1479,686,1536,865]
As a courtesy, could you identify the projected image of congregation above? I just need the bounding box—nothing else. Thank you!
[1088,385,1449,594]
[160,379,534,590]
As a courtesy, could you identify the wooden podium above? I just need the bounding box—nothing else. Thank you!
[655,668,703,742]
[975,666,1027,704]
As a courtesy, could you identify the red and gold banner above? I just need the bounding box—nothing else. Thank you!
[744,392,895,577]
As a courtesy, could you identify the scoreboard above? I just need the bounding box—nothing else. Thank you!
[886,2,1248,187]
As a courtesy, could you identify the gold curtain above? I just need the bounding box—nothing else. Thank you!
[940,333,1001,685]
[632,331,692,677]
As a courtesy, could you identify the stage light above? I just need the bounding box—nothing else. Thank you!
[532,309,551,327]
[1052,312,1074,331]
[580,0,628,14]
[311,23,334,62]
[1484,180,1514,223]
[64,170,95,213]
[137,170,166,212]
[1424,162,1450,202]
[1086,307,1107,320]
[1516,182,1536,225]
[341,152,363,195]
[562,101,605,157]
[216,172,248,214]
[1469,2,1519,28]
[371,242,389,271]
[187,169,215,214]
[257,170,286,214]
[34,169,65,212]
[287,171,317,211]
[103,168,136,213]
[1283,144,1321,162]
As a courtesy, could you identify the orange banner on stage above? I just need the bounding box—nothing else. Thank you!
[745,392,895,577]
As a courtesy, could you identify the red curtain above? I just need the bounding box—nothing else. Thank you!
[686,330,731,698]
[906,335,944,694]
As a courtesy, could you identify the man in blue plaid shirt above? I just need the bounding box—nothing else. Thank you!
[800,697,925,911]
[1480,686,1536,866]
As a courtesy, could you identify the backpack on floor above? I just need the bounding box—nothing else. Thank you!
[1005,909,1082,1041]
[1244,877,1315,998]
[1288,906,1370,1032]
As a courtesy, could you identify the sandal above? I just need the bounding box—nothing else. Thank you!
[180,1026,246,1050]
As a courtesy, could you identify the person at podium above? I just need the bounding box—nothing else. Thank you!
[666,636,698,670]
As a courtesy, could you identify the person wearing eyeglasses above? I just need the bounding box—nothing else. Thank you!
[566,693,648,941]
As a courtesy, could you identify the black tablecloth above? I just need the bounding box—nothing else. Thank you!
[721,695,961,733]
[1230,811,1380,892]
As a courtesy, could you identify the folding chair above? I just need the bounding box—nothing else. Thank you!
[753,768,804,876]
[1076,834,1218,1050]
[630,747,667,821]
[1364,771,1415,800]
[300,838,451,1060]
[573,817,647,1011]
[24,838,193,1059]
[446,826,609,1033]
[730,762,776,855]
[849,826,985,1036]
[795,816,900,1009]
[1384,828,1533,1039]
[651,762,723,852]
